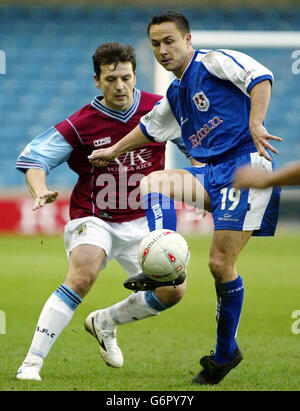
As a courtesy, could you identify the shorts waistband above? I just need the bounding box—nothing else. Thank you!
[209,142,257,165]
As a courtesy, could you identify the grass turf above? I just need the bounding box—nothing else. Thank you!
[0,232,299,391]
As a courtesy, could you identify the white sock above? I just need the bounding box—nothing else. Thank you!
[102,291,162,327]
[25,293,75,361]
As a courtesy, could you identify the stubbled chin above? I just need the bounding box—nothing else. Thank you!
[115,102,130,111]
[162,64,174,72]
[161,60,177,70]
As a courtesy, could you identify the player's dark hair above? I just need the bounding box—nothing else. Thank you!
[93,42,136,78]
[147,9,190,36]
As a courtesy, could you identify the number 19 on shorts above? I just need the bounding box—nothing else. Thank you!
[220,187,241,211]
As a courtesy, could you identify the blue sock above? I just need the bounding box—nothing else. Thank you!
[54,284,82,311]
[141,192,177,232]
[214,275,244,364]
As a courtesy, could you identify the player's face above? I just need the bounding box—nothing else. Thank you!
[149,21,193,78]
[94,62,136,111]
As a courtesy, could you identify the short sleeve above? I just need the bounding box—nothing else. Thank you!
[16,126,73,175]
[139,96,181,143]
[55,118,83,147]
[201,49,274,96]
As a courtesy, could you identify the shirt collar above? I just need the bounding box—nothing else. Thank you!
[91,88,141,123]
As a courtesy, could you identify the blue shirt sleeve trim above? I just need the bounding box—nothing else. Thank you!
[247,74,273,94]
[16,159,48,174]
[139,122,156,142]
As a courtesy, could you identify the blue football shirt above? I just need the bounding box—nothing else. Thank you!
[140,49,274,163]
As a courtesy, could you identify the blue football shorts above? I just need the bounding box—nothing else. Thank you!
[184,151,281,236]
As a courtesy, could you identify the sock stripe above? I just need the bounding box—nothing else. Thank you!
[141,192,177,232]
[58,285,82,305]
[215,276,244,297]
[54,284,82,311]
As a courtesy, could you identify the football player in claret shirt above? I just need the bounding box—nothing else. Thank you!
[15,42,193,381]
[88,11,283,385]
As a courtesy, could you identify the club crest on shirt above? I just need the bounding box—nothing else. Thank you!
[193,91,209,112]
[74,223,87,237]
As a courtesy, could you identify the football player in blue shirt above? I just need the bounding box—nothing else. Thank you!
[88,10,282,385]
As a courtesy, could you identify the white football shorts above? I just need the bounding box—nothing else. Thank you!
[64,216,149,276]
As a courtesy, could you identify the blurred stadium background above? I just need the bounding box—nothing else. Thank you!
[0,0,299,234]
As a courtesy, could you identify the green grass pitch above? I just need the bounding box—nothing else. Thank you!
[0,232,300,391]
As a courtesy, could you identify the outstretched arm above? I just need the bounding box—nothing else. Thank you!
[88,94,182,167]
[26,169,58,210]
[16,126,73,209]
[233,161,300,189]
[88,125,149,167]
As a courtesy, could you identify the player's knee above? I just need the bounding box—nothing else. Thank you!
[209,254,226,282]
[66,259,100,297]
[68,269,98,297]
[154,281,186,307]
[209,254,234,283]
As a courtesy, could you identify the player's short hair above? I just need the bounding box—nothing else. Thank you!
[93,42,136,78]
[147,9,190,37]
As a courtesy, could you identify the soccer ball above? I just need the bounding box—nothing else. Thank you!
[138,229,190,282]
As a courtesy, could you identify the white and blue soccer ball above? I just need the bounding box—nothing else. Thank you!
[138,229,190,282]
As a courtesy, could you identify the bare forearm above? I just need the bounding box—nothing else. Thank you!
[25,169,48,198]
[25,169,58,210]
[267,162,300,186]
[112,125,150,156]
[249,80,271,129]
[248,80,282,161]
[96,125,150,160]
[88,125,151,166]
[234,161,300,189]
